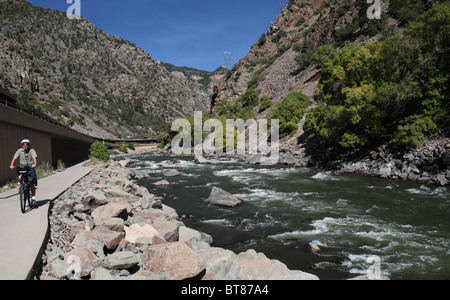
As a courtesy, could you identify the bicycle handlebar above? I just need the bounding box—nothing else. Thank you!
[16,165,31,175]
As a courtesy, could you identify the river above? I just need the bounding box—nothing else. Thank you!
[128,154,450,280]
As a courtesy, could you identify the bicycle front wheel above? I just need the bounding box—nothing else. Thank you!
[25,185,32,208]
[19,185,26,214]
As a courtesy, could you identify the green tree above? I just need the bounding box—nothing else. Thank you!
[389,0,426,24]
[305,2,450,148]
[259,95,273,112]
[394,115,437,146]
[257,33,266,47]
[89,141,110,162]
[274,92,311,137]
[16,89,43,115]
[241,88,260,109]
[119,144,128,153]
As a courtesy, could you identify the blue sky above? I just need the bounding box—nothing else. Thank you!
[28,0,286,71]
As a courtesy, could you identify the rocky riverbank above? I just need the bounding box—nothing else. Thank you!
[38,159,319,280]
[243,136,450,187]
[291,137,450,187]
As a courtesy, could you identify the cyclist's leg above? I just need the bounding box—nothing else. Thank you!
[30,182,36,197]
[29,181,37,207]
[27,168,37,206]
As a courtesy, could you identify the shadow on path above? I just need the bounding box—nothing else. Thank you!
[0,192,19,199]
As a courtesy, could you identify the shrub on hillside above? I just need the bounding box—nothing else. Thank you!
[119,144,128,153]
[274,92,311,138]
[259,95,273,112]
[127,142,135,150]
[89,141,110,162]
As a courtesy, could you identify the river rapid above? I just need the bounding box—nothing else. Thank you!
[128,154,449,280]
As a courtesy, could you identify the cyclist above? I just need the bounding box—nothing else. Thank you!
[9,139,38,207]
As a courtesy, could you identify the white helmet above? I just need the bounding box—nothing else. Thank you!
[21,139,30,145]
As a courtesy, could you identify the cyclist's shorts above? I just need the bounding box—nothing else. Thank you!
[30,168,38,186]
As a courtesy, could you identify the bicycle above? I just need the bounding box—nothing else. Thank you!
[16,165,33,213]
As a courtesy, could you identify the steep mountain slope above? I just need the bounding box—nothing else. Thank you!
[161,63,228,97]
[216,0,395,103]
[217,0,446,102]
[215,0,448,149]
[0,0,217,138]
[199,0,449,186]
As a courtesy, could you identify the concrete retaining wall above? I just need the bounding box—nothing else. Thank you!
[0,102,95,185]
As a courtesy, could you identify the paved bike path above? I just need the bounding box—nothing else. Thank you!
[0,162,93,280]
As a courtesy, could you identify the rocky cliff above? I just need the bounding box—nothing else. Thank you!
[0,0,222,138]
[211,0,449,186]
[216,0,397,104]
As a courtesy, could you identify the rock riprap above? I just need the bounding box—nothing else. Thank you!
[39,160,319,280]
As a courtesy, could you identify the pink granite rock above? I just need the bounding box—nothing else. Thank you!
[144,242,205,280]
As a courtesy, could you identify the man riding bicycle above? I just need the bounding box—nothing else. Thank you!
[9,139,38,207]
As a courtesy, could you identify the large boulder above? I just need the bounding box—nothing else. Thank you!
[139,191,155,210]
[308,242,321,253]
[278,153,297,165]
[245,153,265,165]
[196,247,236,280]
[131,170,149,179]
[82,240,105,260]
[435,174,448,186]
[178,226,213,250]
[82,190,107,208]
[72,230,96,248]
[221,249,319,280]
[47,259,70,279]
[152,217,180,242]
[379,164,392,179]
[102,186,140,202]
[209,187,243,207]
[118,158,131,167]
[194,155,210,164]
[442,150,450,166]
[90,226,124,250]
[124,223,164,245]
[143,242,205,280]
[91,267,115,280]
[108,198,132,214]
[163,169,181,177]
[94,217,125,232]
[152,180,170,186]
[63,247,102,278]
[105,251,141,270]
[91,203,129,221]
[161,204,179,220]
